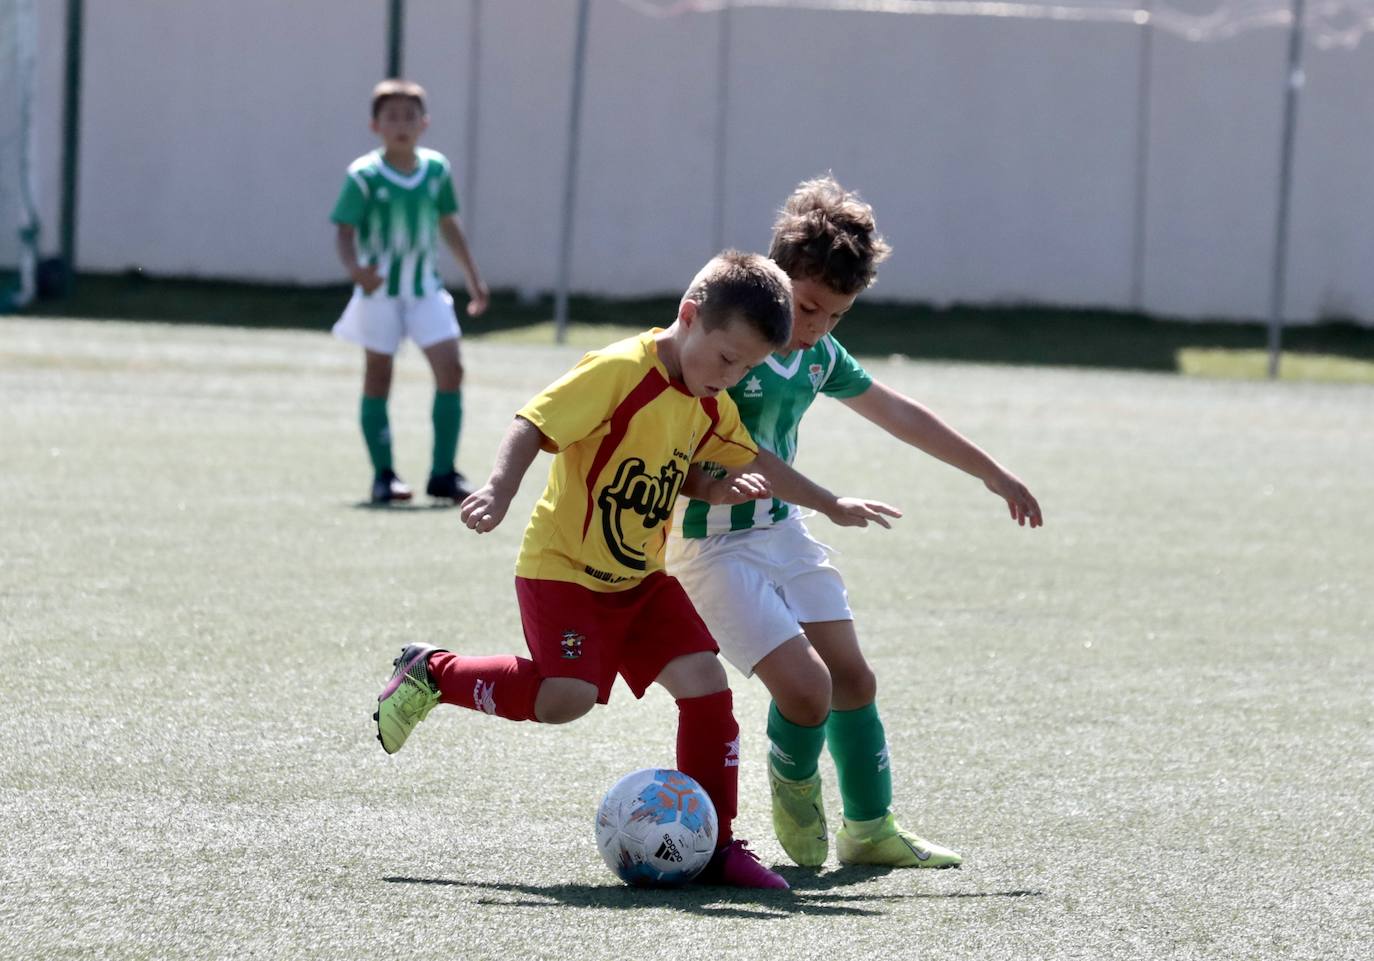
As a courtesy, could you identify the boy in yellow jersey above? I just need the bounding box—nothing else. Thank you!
[372,251,897,889]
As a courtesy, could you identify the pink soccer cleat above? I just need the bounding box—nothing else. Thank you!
[699,839,790,890]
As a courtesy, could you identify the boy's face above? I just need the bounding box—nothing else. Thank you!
[785,276,859,353]
[676,307,777,398]
[371,97,428,153]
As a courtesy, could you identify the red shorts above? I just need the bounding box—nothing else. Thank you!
[515,572,719,703]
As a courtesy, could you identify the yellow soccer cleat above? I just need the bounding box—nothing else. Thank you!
[836,814,962,869]
[769,767,829,867]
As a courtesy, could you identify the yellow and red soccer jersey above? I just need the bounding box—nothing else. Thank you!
[515,330,758,592]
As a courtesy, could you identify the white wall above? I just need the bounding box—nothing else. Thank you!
[28,0,1374,322]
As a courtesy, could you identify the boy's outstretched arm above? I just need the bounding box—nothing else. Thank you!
[439,215,490,316]
[750,450,902,529]
[334,224,383,293]
[459,416,544,533]
[841,381,1043,528]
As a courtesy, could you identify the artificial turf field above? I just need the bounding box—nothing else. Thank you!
[2,316,1370,960]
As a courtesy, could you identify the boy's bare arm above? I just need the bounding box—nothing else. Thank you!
[841,381,1043,527]
[459,416,545,533]
[334,224,382,293]
[438,215,490,317]
[749,450,901,529]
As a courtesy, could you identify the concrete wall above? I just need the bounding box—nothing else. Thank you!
[27,0,1374,322]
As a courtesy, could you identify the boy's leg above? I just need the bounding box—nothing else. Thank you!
[420,337,469,499]
[752,636,832,867]
[629,575,788,889]
[361,351,411,503]
[806,619,962,868]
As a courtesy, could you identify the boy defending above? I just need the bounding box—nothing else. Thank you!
[372,251,895,890]
[668,177,1043,869]
[331,79,489,505]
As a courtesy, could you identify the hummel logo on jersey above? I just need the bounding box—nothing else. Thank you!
[474,679,496,715]
[377,187,390,202]
[725,737,741,768]
[654,834,685,863]
[742,374,763,398]
[876,743,891,773]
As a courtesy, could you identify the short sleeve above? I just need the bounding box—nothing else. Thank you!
[819,335,873,399]
[331,173,367,226]
[435,166,459,217]
[517,352,625,453]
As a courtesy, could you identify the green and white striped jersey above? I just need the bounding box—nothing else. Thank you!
[675,333,872,538]
[330,148,459,298]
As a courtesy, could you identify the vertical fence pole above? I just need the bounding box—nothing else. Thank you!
[387,0,405,77]
[58,0,84,295]
[1268,0,1307,380]
[554,0,592,344]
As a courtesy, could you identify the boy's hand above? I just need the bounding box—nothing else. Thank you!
[466,281,490,317]
[351,265,384,294]
[824,497,902,529]
[985,470,1043,528]
[459,484,512,534]
[707,471,771,505]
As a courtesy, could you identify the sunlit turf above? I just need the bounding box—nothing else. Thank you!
[2,318,1370,960]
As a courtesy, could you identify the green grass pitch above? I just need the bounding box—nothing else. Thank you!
[2,317,1370,960]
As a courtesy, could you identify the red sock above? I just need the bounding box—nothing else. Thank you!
[676,689,740,848]
[427,652,542,722]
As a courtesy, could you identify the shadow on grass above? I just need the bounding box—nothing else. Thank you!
[25,270,1373,374]
[382,874,1041,919]
[351,500,458,512]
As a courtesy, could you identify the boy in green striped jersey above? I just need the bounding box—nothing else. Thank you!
[669,175,1042,869]
[331,79,489,505]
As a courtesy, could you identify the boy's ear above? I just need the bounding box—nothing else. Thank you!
[678,299,698,328]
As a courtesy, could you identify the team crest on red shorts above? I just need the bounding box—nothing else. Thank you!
[561,630,585,659]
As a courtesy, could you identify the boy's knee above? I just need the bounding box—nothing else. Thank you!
[776,682,832,728]
[835,664,876,707]
[534,678,597,724]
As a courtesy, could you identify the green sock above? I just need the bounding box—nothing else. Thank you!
[360,395,393,473]
[826,702,892,822]
[766,700,828,782]
[430,390,462,477]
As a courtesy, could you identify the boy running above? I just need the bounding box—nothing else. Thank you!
[331,79,489,505]
[372,251,894,889]
[668,176,1043,870]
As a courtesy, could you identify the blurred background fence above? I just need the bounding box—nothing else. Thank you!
[5,0,1374,324]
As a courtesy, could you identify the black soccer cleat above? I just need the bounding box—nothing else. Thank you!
[425,470,473,502]
[371,469,413,504]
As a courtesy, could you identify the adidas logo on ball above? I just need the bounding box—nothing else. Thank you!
[654,835,684,863]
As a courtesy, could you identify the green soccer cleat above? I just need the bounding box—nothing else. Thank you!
[769,767,829,867]
[836,814,962,869]
[374,643,442,755]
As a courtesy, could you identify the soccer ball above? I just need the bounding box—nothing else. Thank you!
[595,768,718,886]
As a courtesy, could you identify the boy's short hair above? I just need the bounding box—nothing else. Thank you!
[683,251,793,349]
[371,79,427,118]
[768,174,892,295]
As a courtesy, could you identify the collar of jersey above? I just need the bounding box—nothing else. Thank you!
[763,351,803,379]
[374,150,428,190]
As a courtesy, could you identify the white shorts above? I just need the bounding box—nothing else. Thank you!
[331,289,461,355]
[665,516,852,677]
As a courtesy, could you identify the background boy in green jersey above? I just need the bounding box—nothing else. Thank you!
[669,175,1043,870]
[331,79,489,505]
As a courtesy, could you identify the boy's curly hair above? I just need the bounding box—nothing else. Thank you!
[768,175,891,295]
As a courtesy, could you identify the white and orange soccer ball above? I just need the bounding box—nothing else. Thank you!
[594,768,717,886]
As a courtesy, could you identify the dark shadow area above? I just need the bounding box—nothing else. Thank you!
[382,875,1042,919]
[19,270,1374,372]
[351,499,458,512]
